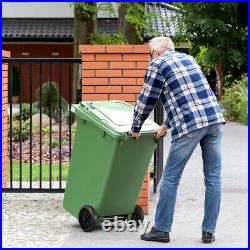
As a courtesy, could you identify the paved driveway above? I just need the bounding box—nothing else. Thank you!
[2,122,248,248]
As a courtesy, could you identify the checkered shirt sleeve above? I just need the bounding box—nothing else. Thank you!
[131,62,164,133]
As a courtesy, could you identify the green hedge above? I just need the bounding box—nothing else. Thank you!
[221,75,248,125]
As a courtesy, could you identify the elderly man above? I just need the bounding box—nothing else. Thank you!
[130,37,225,244]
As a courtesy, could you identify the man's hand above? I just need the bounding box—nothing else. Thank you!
[154,125,167,140]
[128,131,141,139]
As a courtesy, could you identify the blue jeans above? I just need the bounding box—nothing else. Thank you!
[154,123,224,233]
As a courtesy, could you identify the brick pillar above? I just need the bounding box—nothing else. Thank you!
[80,45,150,214]
[2,50,10,188]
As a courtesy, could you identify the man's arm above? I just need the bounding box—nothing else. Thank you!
[131,64,165,133]
[163,117,171,129]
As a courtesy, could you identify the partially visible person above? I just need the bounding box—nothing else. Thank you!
[129,36,225,244]
[205,68,221,99]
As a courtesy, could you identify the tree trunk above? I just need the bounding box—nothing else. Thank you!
[72,4,97,104]
[118,4,143,44]
[215,63,224,97]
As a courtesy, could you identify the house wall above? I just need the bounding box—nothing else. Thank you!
[2,43,73,103]
[2,50,10,187]
[2,2,118,18]
[80,44,151,214]
[2,2,74,18]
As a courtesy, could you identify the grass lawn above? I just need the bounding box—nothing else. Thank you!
[8,162,69,182]
[8,162,154,182]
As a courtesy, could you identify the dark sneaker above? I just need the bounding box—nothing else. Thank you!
[141,227,170,243]
[202,231,215,243]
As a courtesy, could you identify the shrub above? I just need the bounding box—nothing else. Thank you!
[11,120,30,141]
[62,139,69,146]
[88,32,128,45]
[36,81,68,122]
[13,103,39,121]
[51,140,59,148]
[42,127,50,135]
[221,75,248,125]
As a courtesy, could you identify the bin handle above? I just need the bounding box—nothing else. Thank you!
[127,131,166,143]
[153,131,167,143]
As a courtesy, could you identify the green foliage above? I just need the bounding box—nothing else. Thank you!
[69,2,97,19]
[51,139,59,149]
[194,46,214,75]
[120,2,160,41]
[221,75,248,125]
[176,2,248,79]
[13,103,39,121]
[42,126,50,135]
[88,32,127,45]
[62,139,69,146]
[70,2,164,43]
[97,2,116,17]
[70,2,115,19]
[11,120,30,141]
[36,81,68,122]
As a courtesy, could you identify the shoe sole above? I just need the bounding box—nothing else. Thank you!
[141,236,170,243]
[202,237,215,244]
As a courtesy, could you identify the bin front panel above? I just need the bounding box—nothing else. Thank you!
[63,119,118,218]
[97,133,157,217]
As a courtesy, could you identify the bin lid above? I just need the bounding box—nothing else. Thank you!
[75,100,159,135]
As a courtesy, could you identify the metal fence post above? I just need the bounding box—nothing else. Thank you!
[153,99,164,193]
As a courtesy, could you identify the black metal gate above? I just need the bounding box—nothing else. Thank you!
[2,58,81,193]
[2,57,164,193]
[152,100,164,193]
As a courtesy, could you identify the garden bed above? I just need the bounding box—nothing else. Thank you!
[9,122,74,164]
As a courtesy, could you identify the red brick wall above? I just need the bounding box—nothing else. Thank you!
[80,45,150,214]
[2,50,10,187]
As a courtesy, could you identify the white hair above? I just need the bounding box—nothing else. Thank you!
[149,36,175,52]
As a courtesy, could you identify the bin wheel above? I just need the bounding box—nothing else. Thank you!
[131,205,144,226]
[79,205,97,232]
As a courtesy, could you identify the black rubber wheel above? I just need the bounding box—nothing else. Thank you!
[78,205,98,232]
[131,205,144,226]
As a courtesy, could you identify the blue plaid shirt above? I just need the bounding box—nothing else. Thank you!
[131,51,225,141]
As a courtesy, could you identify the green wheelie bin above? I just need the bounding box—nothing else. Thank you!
[63,100,159,232]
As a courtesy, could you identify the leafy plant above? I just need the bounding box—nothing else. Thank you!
[36,81,68,122]
[70,2,164,43]
[11,120,30,141]
[88,32,127,45]
[69,2,97,19]
[97,2,117,17]
[119,2,160,41]
[175,2,248,80]
[194,46,214,75]
[62,139,69,146]
[13,103,39,121]
[42,127,50,135]
[51,140,60,148]
[221,75,248,125]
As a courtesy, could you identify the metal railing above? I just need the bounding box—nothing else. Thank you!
[2,58,81,193]
[153,100,164,193]
[2,57,163,193]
